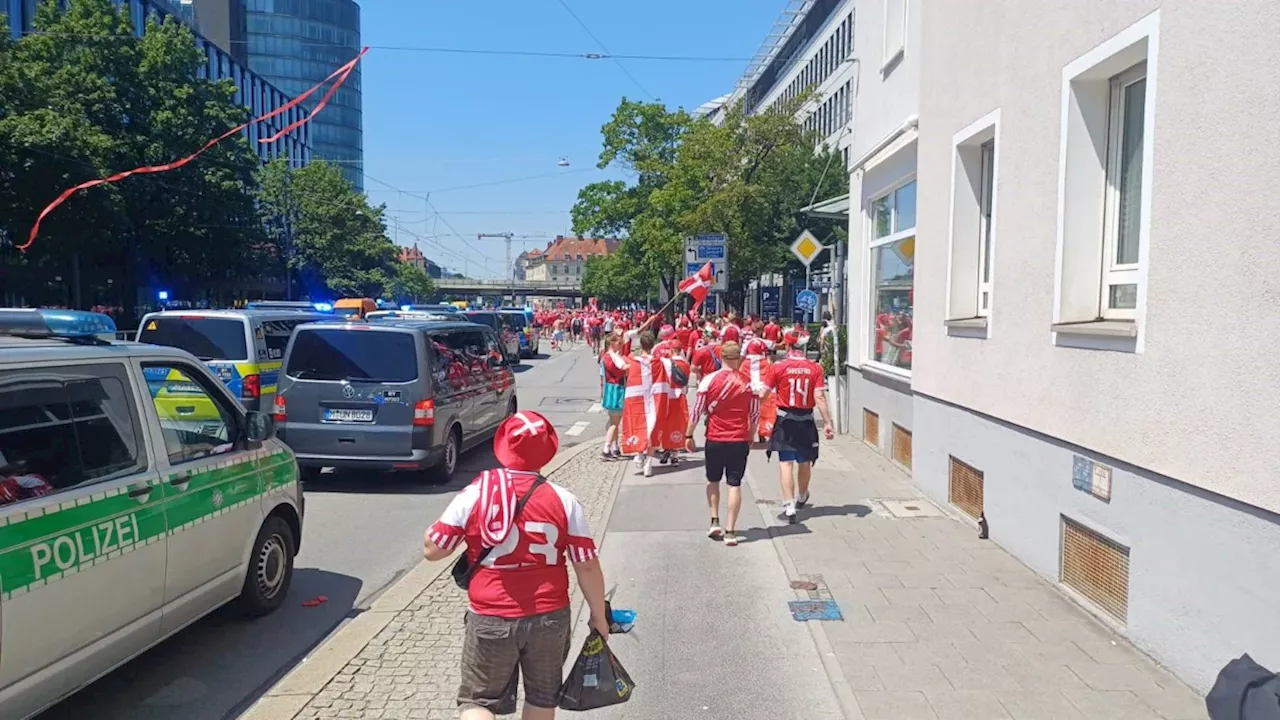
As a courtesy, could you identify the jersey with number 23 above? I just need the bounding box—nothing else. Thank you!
[428,469,597,618]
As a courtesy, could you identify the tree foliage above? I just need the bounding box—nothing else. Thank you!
[256,158,406,300]
[0,0,264,315]
[386,261,437,305]
[571,96,845,309]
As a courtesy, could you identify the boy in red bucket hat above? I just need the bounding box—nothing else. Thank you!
[422,411,611,719]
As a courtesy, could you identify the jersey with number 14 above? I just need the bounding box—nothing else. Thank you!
[428,470,597,618]
[767,355,825,409]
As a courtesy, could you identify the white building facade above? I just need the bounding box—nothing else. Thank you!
[840,0,1280,692]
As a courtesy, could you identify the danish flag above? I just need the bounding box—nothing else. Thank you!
[679,262,714,305]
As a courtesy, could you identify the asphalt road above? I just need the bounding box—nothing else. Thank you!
[39,342,607,720]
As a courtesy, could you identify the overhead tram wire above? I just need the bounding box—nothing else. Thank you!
[19,30,750,63]
[554,0,655,100]
[360,170,500,276]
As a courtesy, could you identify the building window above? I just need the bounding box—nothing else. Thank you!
[946,109,1000,332]
[1053,11,1157,347]
[883,0,906,70]
[1101,64,1146,318]
[869,180,915,372]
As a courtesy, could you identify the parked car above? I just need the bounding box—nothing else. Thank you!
[273,319,517,481]
[0,309,302,719]
[499,309,539,358]
[404,304,459,313]
[136,308,330,412]
[461,311,521,365]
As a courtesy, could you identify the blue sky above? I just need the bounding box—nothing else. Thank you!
[358,0,782,278]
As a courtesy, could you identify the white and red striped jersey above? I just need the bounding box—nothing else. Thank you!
[428,469,597,617]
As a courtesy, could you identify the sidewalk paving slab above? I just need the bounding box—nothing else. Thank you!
[740,435,1207,720]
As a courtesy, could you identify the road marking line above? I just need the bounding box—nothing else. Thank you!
[566,421,590,437]
[588,403,602,414]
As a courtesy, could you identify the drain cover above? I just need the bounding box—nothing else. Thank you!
[878,499,945,518]
[540,397,594,407]
[788,600,843,622]
[790,580,819,591]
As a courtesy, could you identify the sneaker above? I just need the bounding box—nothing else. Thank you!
[782,501,797,524]
[724,531,740,547]
[658,452,670,465]
[634,454,644,469]
[643,458,653,477]
[669,454,681,466]
[707,519,723,540]
[796,491,810,509]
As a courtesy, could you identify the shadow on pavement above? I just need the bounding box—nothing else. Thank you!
[39,569,363,720]
[736,503,874,544]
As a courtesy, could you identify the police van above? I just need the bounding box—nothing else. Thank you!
[0,309,304,719]
[135,308,330,413]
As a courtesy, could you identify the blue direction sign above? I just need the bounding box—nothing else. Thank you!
[759,286,781,318]
[703,294,719,314]
[796,289,819,311]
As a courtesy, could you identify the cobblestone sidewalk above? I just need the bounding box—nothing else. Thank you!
[291,448,623,720]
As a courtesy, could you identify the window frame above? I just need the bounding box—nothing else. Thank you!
[141,361,244,468]
[1099,62,1147,321]
[866,177,918,376]
[1051,10,1158,351]
[882,0,907,70]
[977,139,996,316]
[0,363,148,503]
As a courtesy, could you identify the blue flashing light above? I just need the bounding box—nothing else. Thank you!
[401,305,412,312]
[312,302,334,313]
[0,309,117,339]
[157,290,170,301]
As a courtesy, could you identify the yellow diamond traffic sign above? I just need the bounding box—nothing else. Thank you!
[791,229,824,266]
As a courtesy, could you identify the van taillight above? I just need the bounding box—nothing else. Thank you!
[413,399,435,426]
[272,395,287,421]
[242,374,261,399]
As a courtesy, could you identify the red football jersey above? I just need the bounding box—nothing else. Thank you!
[428,470,597,618]
[767,354,825,409]
[688,368,758,443]
[691,345,720,376]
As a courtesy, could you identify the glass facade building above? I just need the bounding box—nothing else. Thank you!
[3,0,311,167]
[244,0,362,189]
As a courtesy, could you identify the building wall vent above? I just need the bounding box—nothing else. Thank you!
[863,409,880,448]
[892,424,912,469]
[948,455,984,520]
[1061,517,1130,623]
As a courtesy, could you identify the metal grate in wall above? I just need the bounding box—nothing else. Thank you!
[1061,517,1130,623]
[948,456,984,519]
[863,409,880,448]
[892,424,912,469]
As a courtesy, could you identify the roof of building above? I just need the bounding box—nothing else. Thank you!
[539,236,619,261]
[400,243,425,262]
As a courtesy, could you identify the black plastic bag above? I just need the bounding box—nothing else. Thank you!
[1206,654,1280,720]
[556,630,636,711]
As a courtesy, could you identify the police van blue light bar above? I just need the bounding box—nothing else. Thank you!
[312,302,334,312]
[0,309,117,339]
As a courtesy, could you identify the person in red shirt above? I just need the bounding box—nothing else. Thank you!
[600,333,629,458]
[423,411,610,717]
[765,331,835,523]
[762,316,783,350]
[685,342,759,547]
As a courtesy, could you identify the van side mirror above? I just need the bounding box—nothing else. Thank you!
[245,410,275,442]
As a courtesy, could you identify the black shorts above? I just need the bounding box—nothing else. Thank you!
[704,441,749,487]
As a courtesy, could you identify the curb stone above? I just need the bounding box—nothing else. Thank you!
[743,439,866,720]
[241,436,608,720]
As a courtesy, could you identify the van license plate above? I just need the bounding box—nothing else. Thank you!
[325,408,374,422]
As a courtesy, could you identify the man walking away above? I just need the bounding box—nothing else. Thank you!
[686,342,758,547]
[423,411,610,720]
[571,314,583,345]
[766,331,835,523]
[621,331,671,477]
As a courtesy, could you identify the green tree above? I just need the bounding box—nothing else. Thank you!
[256,158,400,299]
[571,95,845,310]
[386,261,437,304]
[0,0,265,315]
[581,237,651,306]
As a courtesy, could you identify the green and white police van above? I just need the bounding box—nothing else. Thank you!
[0,309,304,719]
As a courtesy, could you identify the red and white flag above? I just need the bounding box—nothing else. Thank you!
[679,262,714,305]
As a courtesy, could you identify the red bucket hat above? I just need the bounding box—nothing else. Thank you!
[493,411,560,472]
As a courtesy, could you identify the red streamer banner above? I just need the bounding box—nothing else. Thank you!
[19,46,370,252]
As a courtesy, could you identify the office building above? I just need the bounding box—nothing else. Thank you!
[243,0,363,189]
[837,0,1279,693]
[3,0,310,167]
[716,0,857,321]
[185,0,247,65]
